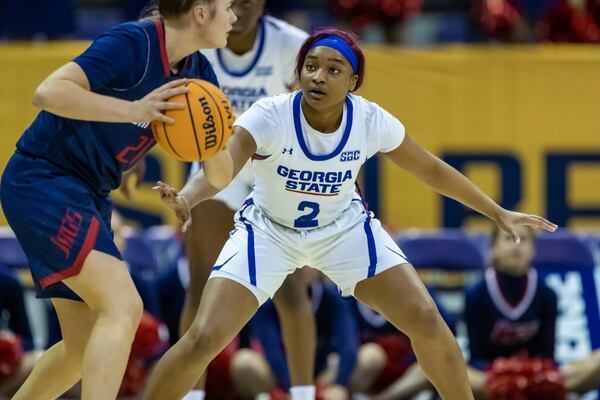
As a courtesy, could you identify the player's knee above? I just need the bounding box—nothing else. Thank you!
[406,299,443,336]
[59,339,85,369]
[102,290,144,333]
[185,322,223,359]
[357,343,387,373]
[121,291,144,328]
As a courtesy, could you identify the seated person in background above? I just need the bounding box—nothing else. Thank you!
[349,290,455,400]
[231,269,358,400]
[0,267,40,398]
[465,225,600,399]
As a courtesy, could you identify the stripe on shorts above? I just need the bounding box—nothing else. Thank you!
[239,199,257,286]
[364,219,377,277]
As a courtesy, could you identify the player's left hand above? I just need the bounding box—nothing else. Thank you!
[323,384,349,400]
[153,181,192,232]
[494,209,558,243]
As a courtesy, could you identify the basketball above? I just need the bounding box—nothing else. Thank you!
[151,79,233,162]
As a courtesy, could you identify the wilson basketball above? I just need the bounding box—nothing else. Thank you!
[151,79,233,162]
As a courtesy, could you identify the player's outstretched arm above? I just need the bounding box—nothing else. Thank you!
[384,133,558,241]
[153,126,257,231]
[32,62,188,124]
[202,126,257,190]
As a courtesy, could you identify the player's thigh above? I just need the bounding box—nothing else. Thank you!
[354,265,440,335]
[63,250,142,319]
[210,222,297,306]
[318,217,408,297]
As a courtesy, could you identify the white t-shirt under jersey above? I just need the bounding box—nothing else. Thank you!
[194,16,308,208]
[234,92,405,229]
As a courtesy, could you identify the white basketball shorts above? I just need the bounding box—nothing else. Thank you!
[209,198,409,305]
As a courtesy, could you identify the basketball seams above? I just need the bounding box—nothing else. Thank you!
[152,80,231,161]
[183,87,203,161]
[190,81,226,153]
[162,120,185,160]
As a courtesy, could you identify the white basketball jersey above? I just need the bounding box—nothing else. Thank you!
[234,92,406,229]
[202,16,308,116]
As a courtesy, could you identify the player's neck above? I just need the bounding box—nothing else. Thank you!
[227,25,259,55]
[301,98,344,133]
[163,23,207,67]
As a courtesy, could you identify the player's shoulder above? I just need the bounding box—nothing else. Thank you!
[188,51,219,85]
[253,91,295,112]
[263,15,308,42]
[191,50,213,70]
[347,94,386,120]
[100,20,150,41]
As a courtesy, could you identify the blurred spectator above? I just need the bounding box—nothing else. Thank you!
[470,0,600,42]
[540,0,600,42]
[231,271,358,399]
[464,225,600,398]
[0,267,40,398]
[0,0,76,39]
[348,290,455,399]
[329,0,422,43]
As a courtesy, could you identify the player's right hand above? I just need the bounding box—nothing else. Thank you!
[153,181,192,233]
[131,79,189,125]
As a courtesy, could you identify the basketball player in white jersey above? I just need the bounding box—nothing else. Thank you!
[186,2,318,400]
[146,28,558,400]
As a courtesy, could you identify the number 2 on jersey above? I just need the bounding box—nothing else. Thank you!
[294,201,320,228]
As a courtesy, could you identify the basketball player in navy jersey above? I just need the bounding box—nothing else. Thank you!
[149,28,557,399]
[0,1,236,398]
[465,225,600,397]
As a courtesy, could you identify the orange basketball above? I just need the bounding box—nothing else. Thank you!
[151,79,233,162]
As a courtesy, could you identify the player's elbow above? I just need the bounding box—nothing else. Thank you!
[32,82,53,109]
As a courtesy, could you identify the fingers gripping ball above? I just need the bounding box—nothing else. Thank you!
[151,79,233,162]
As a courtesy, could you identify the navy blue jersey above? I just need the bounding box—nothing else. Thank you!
[15,19,219,195]
[253,281,358,389]
[465,268,557,369]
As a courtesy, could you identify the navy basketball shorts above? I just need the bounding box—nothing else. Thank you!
[0,151,121,301]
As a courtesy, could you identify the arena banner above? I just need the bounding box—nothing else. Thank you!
[1,44,600,229]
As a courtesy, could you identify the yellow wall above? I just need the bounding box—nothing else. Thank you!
[358,46,600,229]
[1,43,599,228]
